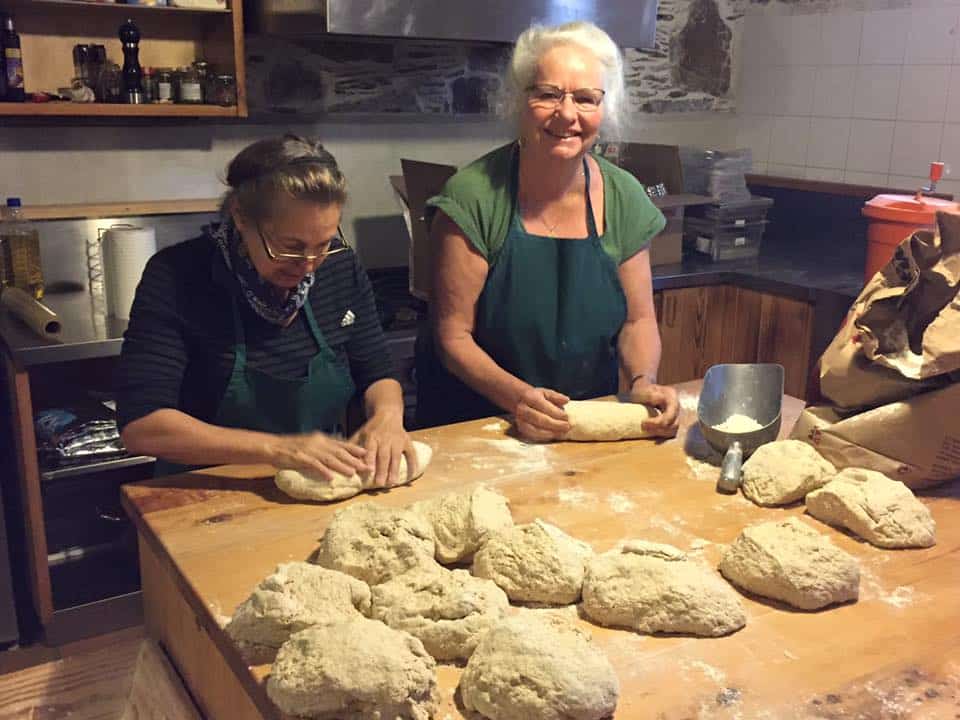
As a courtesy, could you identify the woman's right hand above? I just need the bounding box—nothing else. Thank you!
[515,387,571,441]
[270,432,371,481]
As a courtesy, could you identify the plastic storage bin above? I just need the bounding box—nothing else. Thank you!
[685,218,767,261]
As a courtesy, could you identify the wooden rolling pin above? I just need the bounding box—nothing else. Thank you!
[1,287,61,339]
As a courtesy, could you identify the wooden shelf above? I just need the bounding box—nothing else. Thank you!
[25,0,230,13]
[21,198,219,220]
[746,173,955,201]
[0,101,240,117]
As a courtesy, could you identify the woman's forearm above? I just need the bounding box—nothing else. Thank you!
[618,316,662,392]
[120,408,281,467]
[363,378,405,420]
[437,330,531,412]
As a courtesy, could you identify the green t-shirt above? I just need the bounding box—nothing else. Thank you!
[426,142,666,264]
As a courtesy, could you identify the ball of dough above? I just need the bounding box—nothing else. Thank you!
[561,400,654,441]
[459,614,618,720]
[582,540,746,637]
[266,618,439,720]
[313,502,438,585]
[224,562,371,664]
[472,520,593,604]
[410,485,513,564]
[805,467,936,548]
[369,567,509,661]
[276,441,433,502]
[741,440,837,506]
[719,517,860,610]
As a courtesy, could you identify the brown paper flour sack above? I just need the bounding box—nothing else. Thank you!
[791,211,960,489]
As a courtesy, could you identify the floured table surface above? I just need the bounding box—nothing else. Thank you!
[122,381,960,720]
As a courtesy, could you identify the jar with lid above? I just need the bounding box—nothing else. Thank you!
[141,67,156,103]
[207,74,236,106]
[154,68,173,103]
[191,60,210,102]
[176,65,202,104]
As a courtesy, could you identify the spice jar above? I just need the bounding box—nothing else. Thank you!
[191,60,210,102]
[141,67,156,103]
[155,68,173,103]
[176,65,202,104]
[207,74,236,106]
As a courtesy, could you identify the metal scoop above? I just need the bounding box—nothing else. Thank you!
[697,363,784,495]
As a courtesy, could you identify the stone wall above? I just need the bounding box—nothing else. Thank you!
[246,0,746,121]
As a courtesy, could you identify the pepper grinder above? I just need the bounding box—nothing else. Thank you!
[118,19,143,104]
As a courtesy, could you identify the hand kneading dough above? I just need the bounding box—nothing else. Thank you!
[741,439,837,506]
[472,520,593,604]
[266,618,439,720]
[369,567,509,661]
[719,517,859,610]
[224,562,370,664]
[312,502,438,585]
[459,614,618,720]
[582,540,746,637]
[410,485,513,563]
[275,441,433,502]
[561,400,655,441]
[805,467,936,548]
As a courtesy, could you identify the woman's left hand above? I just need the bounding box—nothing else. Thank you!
[351,411,417,488]
[629,381,680,438]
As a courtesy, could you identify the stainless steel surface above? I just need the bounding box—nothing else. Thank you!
[697,363,785,492]
[41,454,155,482]
[258,0,659,49]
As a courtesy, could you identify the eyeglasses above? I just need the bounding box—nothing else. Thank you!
[257,222,351,264]
[526,84,605,112]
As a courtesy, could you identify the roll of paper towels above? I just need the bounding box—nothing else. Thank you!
[101,225,156,320]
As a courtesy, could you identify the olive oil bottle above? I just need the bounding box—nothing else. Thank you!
[0,198,44,299]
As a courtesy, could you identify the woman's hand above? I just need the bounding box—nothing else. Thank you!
[351,410,417,488]
[629,380,680,438]
[270,432,371,481]
[515,387,571,441]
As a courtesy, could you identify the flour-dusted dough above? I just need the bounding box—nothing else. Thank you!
[561,400,655,441]
[410,485,513,564]
[582,540,746,637]
[266,618,439,720]
[719,517,860,610]
[805,467,936,548]
[472,520,593,604]
[741,439,837,506]
[224,562,371,664]
[369,567,509,662]
[313,502,438,585]
[275,441,433,502]
[459,613,618,720]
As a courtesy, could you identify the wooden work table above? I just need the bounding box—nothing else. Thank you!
[120,381,960,719]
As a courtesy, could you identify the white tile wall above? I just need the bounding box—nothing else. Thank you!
[739,5,960,188]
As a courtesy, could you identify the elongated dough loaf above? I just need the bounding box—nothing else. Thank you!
[562,400,655,441]
[275,441,433,502]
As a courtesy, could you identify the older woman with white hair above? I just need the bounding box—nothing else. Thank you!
[416,20,680,440]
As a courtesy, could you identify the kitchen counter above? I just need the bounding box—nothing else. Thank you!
[120,382,960,720]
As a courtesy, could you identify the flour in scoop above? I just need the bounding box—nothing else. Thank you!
[713,413,763,433]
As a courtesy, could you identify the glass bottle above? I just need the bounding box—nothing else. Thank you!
[155,68,173,103]
[177,65,202,104]
[1,13,25,102]
[0,198,44,299]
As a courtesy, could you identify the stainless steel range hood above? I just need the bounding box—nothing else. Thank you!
[256,0,659,50]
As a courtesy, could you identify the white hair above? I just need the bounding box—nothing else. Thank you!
[497,21,628,139]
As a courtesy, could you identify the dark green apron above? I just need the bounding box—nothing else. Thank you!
[416,153,627,427]
[154,296,355,476]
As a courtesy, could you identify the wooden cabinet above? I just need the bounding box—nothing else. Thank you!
[0,0,246,118]
[656,285,816,399]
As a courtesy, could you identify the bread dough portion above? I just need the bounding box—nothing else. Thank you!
[313,502,438,586]
[275,441,433,502]
[410,485,513,564]
[805,467,936,548]
[472,520,593,604]
[582,540,746,637]
[741,439,837,506]
[459,614,618,720]
[266,618,438,720]
[224,562,370,663]
[562,400,654,441]
[369,567,509,661]
[713,413,764,433]
[719,517,859,610]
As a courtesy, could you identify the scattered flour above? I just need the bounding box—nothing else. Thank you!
[783,650,799,660]
[712,414,764,433]
[647,515,688,537]
[882,585,919,609]
[481,421,506,432]
[607,492,636,514]
[860,567,923,609]
[682,658,727,685]
[686,455,720,482]
[461,437,554,474]
[557,486,599,506]
[678,392,700,413]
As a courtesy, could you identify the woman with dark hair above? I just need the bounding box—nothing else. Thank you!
[117,135,416,484]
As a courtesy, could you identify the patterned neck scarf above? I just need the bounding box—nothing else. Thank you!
[207,218,315,326]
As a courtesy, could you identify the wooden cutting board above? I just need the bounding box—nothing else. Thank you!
[121,382,960,720]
